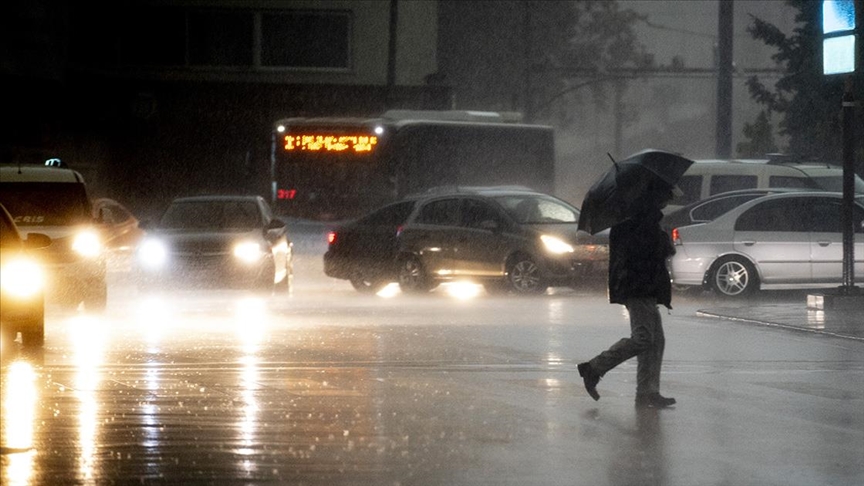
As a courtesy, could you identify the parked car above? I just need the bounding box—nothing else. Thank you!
[93,197,144,252]
[667,157,864,213]
[325,186,609,294]
[136,195,293,292]
[1,203,51,348]
[660,188,813,235]
[0,165,108,310]
[669,192,864,297]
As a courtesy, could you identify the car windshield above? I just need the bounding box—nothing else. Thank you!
[160,200,261,230]
[493,195,578,224]
[0,182,92,226]
[690,194,766,222]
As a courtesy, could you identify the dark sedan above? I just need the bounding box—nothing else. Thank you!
[325,187,608,294]
[136,196,293,292]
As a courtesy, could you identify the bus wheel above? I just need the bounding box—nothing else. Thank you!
[506,255,546,294]
[398,256,432,293]
[351,277,387,294]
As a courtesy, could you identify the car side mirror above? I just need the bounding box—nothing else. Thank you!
[24,233,52,249]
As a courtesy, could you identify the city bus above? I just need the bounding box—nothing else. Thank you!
[270,110,555,220]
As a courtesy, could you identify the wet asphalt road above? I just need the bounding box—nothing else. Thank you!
[2,253,863,485]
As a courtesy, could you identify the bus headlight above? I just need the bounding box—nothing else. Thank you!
[1,258,44,298]
[138,239,168,269]
[541,235,574,254]
[72,230,102,258]
[233,241,263,263]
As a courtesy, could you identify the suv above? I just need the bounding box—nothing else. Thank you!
[669,158,864,212]
[0,165,108,310]
[325,186,608,294]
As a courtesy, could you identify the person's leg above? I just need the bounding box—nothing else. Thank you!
[588,298,653,376]
[580,298,654,400]
[632,300,664,396]
[629,300,675,408]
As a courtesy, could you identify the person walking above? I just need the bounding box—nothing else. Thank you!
[578,180,677,409]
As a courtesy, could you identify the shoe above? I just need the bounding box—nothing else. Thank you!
[577,362,601,401]
[635,393,676,409]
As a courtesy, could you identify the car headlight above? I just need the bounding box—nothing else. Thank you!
[541,234,574,254]
[233,241,263,263]
[138,239,168,269]
[72,230,102,258]
[1,258,44,298]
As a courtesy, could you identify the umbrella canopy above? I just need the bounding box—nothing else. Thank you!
[578,149,694,235]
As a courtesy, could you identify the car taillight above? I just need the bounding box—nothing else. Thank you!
[671,228,681,245]
[327,231,337,245]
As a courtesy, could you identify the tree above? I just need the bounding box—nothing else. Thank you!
[437,1,653,123]
[737,111,778,157]
[741,0,862,162]
[528,0,655,123]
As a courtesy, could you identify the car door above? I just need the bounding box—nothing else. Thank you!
[347,201,416,277]
[807,197,864,284]
[733,197,811,284]
[450,198,511,277]
[400,198,462,275]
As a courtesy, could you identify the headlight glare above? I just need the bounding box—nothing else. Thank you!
[138,239,168,269]
[541,234,574,254]
[1,258,44,298]
[233,241,263,263]
[72,230,102,258]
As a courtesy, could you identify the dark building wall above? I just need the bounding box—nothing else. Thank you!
[2,1,450,217]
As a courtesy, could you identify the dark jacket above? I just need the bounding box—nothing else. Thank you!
[607,207,675,308]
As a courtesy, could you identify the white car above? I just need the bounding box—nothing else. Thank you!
[669,192,864,297]
[0,165,108,310]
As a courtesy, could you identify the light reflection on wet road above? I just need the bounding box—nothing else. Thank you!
[2,275,863,485]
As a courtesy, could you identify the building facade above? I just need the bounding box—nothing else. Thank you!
[2,0,449,214]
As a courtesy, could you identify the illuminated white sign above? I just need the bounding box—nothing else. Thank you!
[822,0,857,75]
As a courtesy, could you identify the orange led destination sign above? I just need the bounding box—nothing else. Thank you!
[284,134,378,153]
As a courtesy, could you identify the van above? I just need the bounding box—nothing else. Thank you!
[669,158,864,211]
[0,164,108,310]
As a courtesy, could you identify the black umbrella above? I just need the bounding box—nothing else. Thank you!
[577,149,694,235]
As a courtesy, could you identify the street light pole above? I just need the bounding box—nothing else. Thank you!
[716,0,734,158]
[840,76,857,293]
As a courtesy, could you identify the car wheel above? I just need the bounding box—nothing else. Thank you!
[398,255,433,293]
[83,279,108,311]
[351,277,387,294]
[709,256,758,297]
[506,254,546,294]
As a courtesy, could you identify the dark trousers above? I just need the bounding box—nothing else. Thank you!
[588,297,665,395]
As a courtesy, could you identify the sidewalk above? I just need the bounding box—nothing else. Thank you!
[698,300,864,341]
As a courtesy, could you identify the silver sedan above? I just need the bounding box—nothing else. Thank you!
[669,192,864,297]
